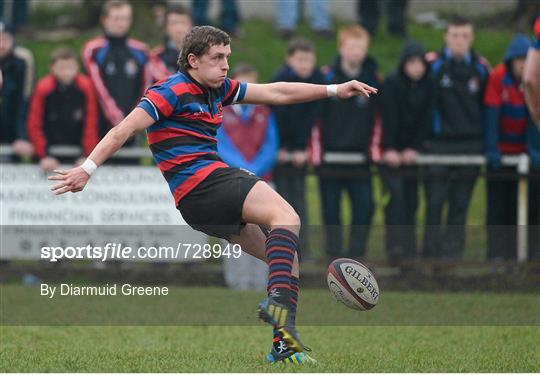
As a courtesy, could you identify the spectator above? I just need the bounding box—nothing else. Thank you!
[276,0,332,39]
[0,0,29,32]
[217,64,278,182]
[149,4,193,82]
[271,38,325,261]
[218,64,273,292]
[484,34,540,261]
[27,47,99,172]
[380,40,434,268]
[357,0,409,37]
[0,20,34,161]
[82,0,151,140]
[314,25,381,260]
[192,0,241,38]
[423,16,490,261]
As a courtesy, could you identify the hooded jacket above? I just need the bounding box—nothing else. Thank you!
[381,41,434,151]
[484,34,540,168]
[317,55,381,154]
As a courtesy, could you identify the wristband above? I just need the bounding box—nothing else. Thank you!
[326,84,338,97]
[81,158,98,176]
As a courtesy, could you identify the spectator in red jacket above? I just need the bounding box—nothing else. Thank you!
[27,47,99,171]
[82,0,151,139]
[149,4,193,82]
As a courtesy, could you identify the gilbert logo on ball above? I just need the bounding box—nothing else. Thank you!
[327,258,380,310]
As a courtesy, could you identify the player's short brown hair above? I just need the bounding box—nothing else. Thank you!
[177,26,231,71]
[337,24,370,48]
[287,37,315,56]
[101,0,131,17]
[50,47,77,64]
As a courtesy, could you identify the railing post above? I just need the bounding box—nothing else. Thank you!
[516,154,530,263]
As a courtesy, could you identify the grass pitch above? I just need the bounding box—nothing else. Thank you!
[1,286,539,372]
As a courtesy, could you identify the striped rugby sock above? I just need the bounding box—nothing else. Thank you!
[272,275,300,351]
[266,228,297,305]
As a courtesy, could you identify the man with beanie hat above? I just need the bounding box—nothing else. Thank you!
[380,40,434,268]
[484,34,540,261]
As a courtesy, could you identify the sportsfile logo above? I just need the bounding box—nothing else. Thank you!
[344,265,379,300]
[40,242,242,262]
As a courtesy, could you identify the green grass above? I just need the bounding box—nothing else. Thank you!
[1,286,539,371]
[1,325,539,372]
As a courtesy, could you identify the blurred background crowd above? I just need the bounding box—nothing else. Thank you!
[1,0,539,272]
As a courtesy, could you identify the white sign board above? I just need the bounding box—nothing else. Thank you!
[1,164,208,261]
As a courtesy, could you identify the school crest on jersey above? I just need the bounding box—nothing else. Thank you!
[468,77,479,93]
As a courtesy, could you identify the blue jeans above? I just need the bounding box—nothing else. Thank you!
[192,0,239,32]
[276,0,330,31]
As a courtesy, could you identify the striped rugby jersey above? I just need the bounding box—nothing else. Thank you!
[137,71,247,205]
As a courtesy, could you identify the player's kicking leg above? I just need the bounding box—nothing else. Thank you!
[229,181,315,364]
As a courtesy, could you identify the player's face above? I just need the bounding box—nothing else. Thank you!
[511,57,526,80]
[404,57,426,81]
[51,58,79,85]
[102,5,132,37]
[166,14,192,45]
[287,50,316,79]
[0,31,14,59]
[445,25,474,59]
[190,44,231,88]
[339,38,368,67]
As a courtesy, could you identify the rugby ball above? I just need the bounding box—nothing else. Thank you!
[327,258,380,310]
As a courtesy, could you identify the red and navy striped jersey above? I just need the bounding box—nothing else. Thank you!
[137,71,247,205]
[484,64,529,154]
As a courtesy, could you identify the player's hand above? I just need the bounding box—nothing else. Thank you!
[401,149,419,165]
[40,156,60,172]
[48,167,90,195]
[337,80,378,99]
[383,150,401,168]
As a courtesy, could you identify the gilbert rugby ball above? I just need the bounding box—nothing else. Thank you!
[327,258,380,310]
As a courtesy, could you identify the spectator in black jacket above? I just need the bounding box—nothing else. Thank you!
[0,21,34,161]
[271,38,325,261]
[314,25,382,259]
[380,40,434,267]
[423,16,490,261]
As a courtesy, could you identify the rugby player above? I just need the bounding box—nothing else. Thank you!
[49,26,377,365]
[524,14,540,126]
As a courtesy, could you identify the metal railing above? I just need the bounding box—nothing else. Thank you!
[0,144,533,262]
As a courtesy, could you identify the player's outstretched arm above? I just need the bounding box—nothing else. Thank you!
[48,108,155,195]
[240,80,378,106]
